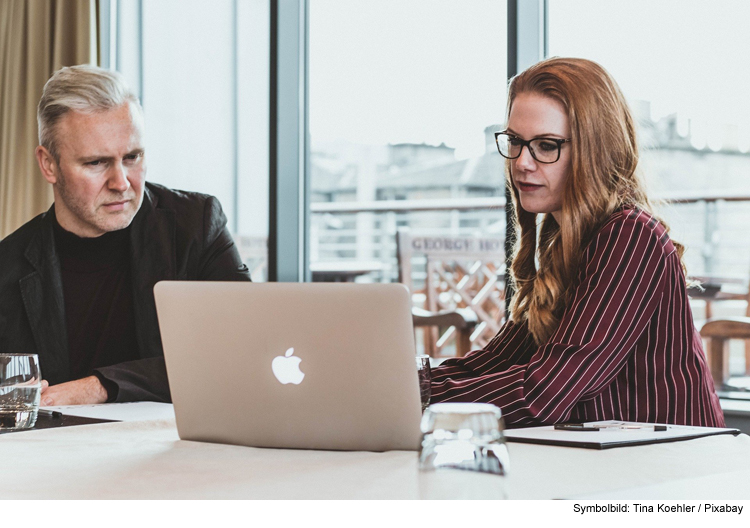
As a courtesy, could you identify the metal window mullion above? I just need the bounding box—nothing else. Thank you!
[138,0,144,103]
[301,0,311,282]
[269,0,308,282]
[98,0,118,69]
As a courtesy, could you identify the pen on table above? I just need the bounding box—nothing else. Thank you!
[554,424,600,431]
[601,424,669,432]
[554,423,669,432]
[37,409,63,419]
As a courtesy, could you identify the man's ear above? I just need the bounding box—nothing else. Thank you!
[35,146,59,184]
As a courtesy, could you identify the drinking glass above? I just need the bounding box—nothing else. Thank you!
[416,355,431,412]
[419,402,509,476]
[0,354,42,430]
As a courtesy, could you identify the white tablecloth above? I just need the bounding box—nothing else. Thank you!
[2,411,750,499]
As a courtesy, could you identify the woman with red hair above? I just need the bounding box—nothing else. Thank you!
[430,57,724,428]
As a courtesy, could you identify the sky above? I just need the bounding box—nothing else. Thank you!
[549,0,750,152]
[309,0,507,159]
[309,0,750,158]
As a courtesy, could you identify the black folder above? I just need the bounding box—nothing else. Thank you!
[504,420,741,450]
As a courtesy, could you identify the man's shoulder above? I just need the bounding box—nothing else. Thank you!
[0,212,48,265]
[143,181,225,229]
[144,181,216,212]
[140,182,229,246]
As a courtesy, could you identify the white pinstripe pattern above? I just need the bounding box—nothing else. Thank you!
[430,209,724,428]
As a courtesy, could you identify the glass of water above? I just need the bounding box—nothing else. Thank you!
[0,354,42,430]
[416,355,431,412]
[419,402,510,477]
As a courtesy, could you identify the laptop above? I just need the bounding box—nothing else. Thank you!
[154,281,423,451]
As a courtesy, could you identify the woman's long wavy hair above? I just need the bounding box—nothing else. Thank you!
[507,57,686,345]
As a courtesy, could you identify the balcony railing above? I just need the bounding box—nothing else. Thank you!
[310,192,750,286]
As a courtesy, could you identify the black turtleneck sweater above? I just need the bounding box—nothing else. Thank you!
[53,215,139,396]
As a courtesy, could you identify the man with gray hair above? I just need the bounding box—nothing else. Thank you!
[0,65,251,404]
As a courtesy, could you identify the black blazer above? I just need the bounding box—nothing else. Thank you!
[0,182,251,402]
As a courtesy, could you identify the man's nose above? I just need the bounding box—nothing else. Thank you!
[108,161,131,192]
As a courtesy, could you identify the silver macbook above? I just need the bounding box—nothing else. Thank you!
[154,282,423,451]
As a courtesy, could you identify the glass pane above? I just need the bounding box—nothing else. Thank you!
[118,0,270,281]
[549,0,750,281]
[237,0,270,282]
[310,0,508,355]
[142,0,237,220]
[549,0,750,374]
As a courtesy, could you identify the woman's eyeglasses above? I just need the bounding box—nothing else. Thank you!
[494,131,571,164]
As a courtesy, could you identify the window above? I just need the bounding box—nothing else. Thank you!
[549,0,750,375]
[549,0,750,282]
[116,0,270,281]
[309,0,508,283]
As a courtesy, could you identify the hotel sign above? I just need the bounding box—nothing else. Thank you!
[409,235,504,257]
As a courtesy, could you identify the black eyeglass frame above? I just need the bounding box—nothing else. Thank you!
[494,131,572,164]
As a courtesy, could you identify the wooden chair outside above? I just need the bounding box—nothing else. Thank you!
[695,270,750,375]
[700,317,750,390]
[397,228,505,358]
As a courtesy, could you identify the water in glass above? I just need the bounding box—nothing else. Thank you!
[0,354,42,430]
[419,402,510,476]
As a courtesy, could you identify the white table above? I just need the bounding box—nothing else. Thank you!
[1,403,750,499]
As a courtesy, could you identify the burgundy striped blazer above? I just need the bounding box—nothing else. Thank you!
[431,208,725,428]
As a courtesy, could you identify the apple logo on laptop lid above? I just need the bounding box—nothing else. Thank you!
[272,347,305,385]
